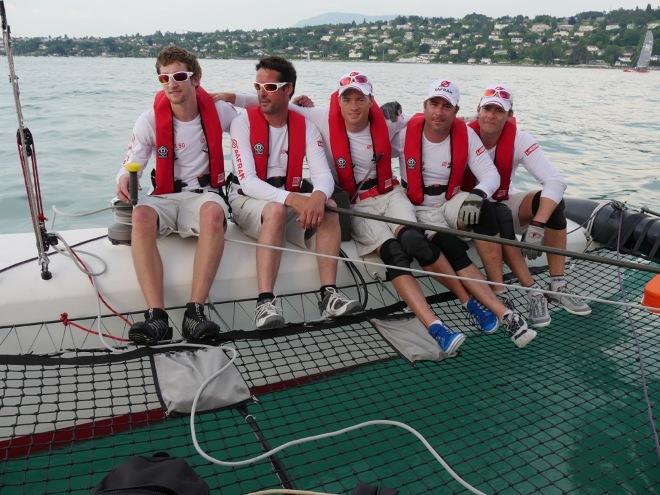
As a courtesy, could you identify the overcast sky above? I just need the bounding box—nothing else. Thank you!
[3,1,657,37]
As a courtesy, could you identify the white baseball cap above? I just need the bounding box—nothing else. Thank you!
[479,84,513,112]
[425,78,460,107]
[337,71,373,96]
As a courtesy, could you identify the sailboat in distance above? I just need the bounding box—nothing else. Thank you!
[624,29,653,73]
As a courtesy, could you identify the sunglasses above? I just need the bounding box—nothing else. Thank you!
[483,88,511,100]
[339,74,369,86]
[253,81,289,93]
[157,71,194,84]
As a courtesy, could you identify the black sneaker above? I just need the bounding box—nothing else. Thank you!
[182,303,221,343]
[129,308,172,345]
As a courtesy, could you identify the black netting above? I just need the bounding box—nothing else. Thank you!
[1,249,658,494]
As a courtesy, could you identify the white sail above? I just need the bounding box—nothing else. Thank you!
[636,29,653,69]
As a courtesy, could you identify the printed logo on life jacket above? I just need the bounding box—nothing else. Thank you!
[384,178,392,188]
[292,177,302,188]
[157,146,169,158]
[406,157,416,169]
[524,143,539,156]
[336,157,347,168]
[254,143,265,155]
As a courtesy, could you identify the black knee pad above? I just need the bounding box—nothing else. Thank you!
[396,226,441,266]
[431,232,472,272]
[473,200,499,236]
[531,192,567,230]
[492,202,516,240]
[379,238,412,280]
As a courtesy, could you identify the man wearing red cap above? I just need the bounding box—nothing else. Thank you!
[471,84,591,320]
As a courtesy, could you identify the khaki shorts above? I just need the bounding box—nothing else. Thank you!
[229,194,315,249]
[499,191,534,235]
[136,191,228,237]
[350,186,418,256]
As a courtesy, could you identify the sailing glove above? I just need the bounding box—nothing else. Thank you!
[458,189,486,226]
[521,221,545,260]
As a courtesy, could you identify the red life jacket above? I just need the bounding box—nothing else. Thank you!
[328,91,393,201]
[402,113,469,205]
[466,117,516,200]
[153,86,225,195]
[246,106,305,192]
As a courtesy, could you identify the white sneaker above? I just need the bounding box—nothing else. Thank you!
[254,298,285,330]
[528,291,551,328]
[502,311,537,348]
[548,280,592,316]
[319,287,361,318]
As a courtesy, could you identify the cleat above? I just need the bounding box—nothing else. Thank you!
[129,308,172,345]
[182,303,221,343]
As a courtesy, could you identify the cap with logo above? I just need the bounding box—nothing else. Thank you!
[479,84,513,112]
[425,78,460,107]
[337,71,373,96]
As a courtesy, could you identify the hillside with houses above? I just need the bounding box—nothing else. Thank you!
[3,7,659,68]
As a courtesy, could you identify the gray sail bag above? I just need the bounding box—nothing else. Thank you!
[153,346,251,415]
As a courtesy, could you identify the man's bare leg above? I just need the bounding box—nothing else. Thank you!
[190,202,226,303]
[256,203,287,294]
[131,205,164,309]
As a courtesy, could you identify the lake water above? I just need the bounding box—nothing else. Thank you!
[1,56,659,234]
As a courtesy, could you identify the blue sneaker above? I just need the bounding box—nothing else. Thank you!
[428,321,466,355]
[465,297,499,334]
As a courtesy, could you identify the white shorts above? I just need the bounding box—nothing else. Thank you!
[136,191,228,237]
[350,186,418,256]
[498,191,535,235]
[229,194,315,249]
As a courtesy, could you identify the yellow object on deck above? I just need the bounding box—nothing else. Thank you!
[641,274,660,314]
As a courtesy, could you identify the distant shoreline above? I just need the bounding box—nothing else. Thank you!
[2,54,656,71]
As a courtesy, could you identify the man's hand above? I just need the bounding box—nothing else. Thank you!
[209,92,236,103]
[458,190,486,226]
[116,174,130,203]
[381,101,402,122]
[521,221,545,260]
[286,191,327,230]
[292,94,315,107]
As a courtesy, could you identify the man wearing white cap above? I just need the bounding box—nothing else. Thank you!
[395,78,536,348]
[217,71,478,355]
[469,84,591,318]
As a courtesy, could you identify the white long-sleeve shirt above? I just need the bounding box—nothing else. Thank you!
[486,130,567,203]
[228,111,334,204]
[234,93,407,185]
[117,101,238,191]
[394,125,501,206]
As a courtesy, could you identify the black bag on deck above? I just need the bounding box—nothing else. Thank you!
[91,452,209,495]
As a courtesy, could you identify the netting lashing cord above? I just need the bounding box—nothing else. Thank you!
[613,209,660,461]
[50,231,132,348]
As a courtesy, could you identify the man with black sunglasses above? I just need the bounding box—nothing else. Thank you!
[469,84,591,320]
[116,45,239,345]
[228,56,360,330]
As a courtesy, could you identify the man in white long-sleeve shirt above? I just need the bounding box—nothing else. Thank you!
[116,46,237,345]
[395,78,535,348]
[229,56,359,330]
[470,84,591,318]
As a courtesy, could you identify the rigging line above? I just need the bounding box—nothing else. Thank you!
[216,235,660,313]
[325,204,660,275]
[614,210,660,461]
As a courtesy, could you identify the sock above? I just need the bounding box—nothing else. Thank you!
[527,283,543,298]
[320,285,336,299]
[501,309,513,322]
[428,318,444,330]
[550,276,566,290]
[257,292,275,305]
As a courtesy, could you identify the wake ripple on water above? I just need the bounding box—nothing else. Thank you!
[0,57,658,234]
